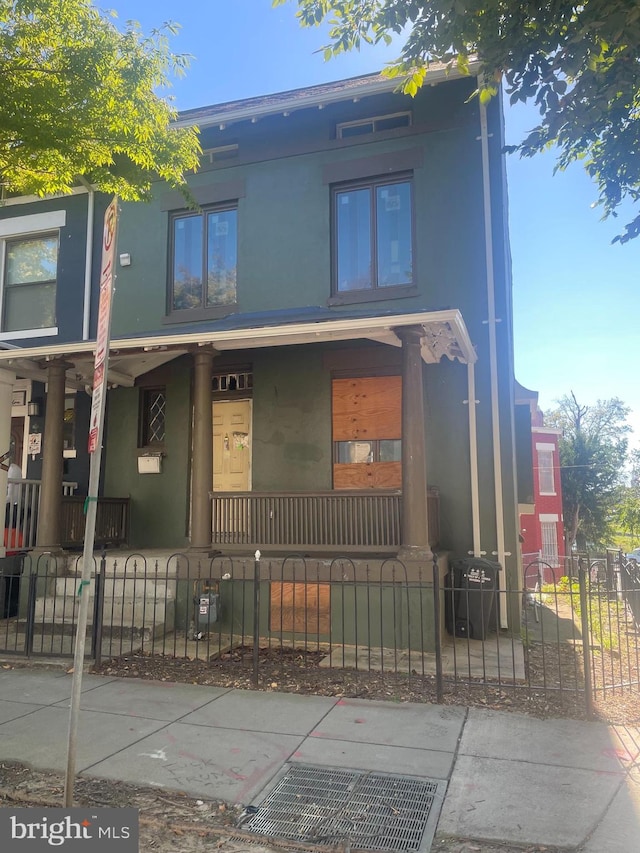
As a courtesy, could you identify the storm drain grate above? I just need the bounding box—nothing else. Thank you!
[242,763,446,852]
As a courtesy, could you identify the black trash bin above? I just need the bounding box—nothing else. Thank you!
[0,553,25,619]
[445,558,500,640]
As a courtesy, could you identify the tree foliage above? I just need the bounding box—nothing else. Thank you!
[546,394,631,550]
[0,0,200,200]
[275,0,640,242]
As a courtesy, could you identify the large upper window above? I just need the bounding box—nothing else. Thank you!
[170,206,237,312]
[333,176,413,294]
[2,234,58,332]
[537,446,556,495]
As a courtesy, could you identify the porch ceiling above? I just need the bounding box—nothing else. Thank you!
[0,309,476,385]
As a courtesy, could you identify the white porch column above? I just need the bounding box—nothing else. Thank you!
[0,368,17,558]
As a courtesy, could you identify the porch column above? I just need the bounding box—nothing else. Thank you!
[190,348,214,550]
[37,360,68,550]
[397,325,432,560]
[0,368,16,557]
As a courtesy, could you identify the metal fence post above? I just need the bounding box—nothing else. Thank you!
[578,563,594,719]
[25,571,37,657]
[432,553,444,703]
[91,550,106,666]
[252,549,261,687]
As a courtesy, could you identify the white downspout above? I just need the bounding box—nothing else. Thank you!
[479,86,508,628]
[466,361,482,557]
[81,181,95,341]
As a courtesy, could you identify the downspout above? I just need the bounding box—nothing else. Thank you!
[479,83,508,628]
[466,361,482,557]
[79,179,95,341]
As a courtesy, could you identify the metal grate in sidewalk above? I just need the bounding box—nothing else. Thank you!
[242,763,445,852]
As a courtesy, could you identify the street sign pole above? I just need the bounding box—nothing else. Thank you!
[64,197,118,806]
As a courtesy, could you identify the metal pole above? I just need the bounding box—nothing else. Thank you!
[64,198,118,806]
[432,553,444,703]
[252,549,261,687]
[578,564,594,719]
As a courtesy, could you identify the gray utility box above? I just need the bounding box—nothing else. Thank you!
[191,580,220,638]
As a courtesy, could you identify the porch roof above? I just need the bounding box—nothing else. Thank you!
[0,308,476,388]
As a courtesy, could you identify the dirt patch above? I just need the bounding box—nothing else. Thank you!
[0,762,568,853]
[91,640,639,724]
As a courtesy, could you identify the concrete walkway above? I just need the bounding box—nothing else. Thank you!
[0,667,638,851]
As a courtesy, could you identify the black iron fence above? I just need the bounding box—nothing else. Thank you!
[0,549,637,718]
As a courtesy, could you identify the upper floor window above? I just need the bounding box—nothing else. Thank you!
[170,205,237,312]
[537,446,555,494]
[2,233,58,333]
[333,176,413,294]
[337,112,412,139]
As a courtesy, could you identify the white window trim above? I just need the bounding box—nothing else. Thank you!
[0,210,66,237]
[537,445,556,495]
[539,514,559,523]
[0,210,65,339]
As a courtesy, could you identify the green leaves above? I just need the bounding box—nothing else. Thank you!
[281,0,640,242]
[0,0,200,200]
[547,394,631,549]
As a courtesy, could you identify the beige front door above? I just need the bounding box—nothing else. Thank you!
[212,399,251,491]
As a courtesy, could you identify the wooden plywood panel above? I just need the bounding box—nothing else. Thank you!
[332,376,401,440]
[333,461,402,489]
[270,582,331,635]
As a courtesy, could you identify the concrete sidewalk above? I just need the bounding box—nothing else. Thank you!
[0,667,638,851]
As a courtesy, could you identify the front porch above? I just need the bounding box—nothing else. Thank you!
[210,488,439,553]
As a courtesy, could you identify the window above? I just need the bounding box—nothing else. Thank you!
[332,376,402,489]
[537,446,555,494]
[541,521,559,566]
[140,388,166,446]
[63,394,76,456]
[337,112,411,139]
[333,176,413,294]
[2,233,58,332]
[170,205,237,312]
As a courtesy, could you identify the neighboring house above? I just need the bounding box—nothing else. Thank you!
[516,383,565,585]
[0,67,522,630]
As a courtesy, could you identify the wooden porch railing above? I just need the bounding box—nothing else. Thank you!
[5,480,129,550]
[210,489,439,552]
[60,497,130,548]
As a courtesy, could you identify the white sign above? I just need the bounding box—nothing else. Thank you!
[27,433,41,456]
[88,198,117,453]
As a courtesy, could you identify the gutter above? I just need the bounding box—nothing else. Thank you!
[79,178,95,341]
[479,83,509,628]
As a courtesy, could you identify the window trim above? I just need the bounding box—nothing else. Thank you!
[138,386,167,449]
[0,210,64,339]
[167,202,238,317]
[536,443,556,495]
[331,172,415,299]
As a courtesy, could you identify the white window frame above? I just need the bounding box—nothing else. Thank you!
[540,519,559,566]
[0,210,64,340]
[536,442,556,495]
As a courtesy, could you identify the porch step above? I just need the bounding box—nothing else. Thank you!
[33,570,176,634]
[63,550,183,578]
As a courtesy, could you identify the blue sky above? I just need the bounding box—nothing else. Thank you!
[108,0,640,446]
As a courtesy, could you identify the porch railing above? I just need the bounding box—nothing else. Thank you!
[60,497,130,548]
[5,480,129,550]
[210,489,439,551]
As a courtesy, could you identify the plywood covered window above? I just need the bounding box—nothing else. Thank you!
[332,376,402,489]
